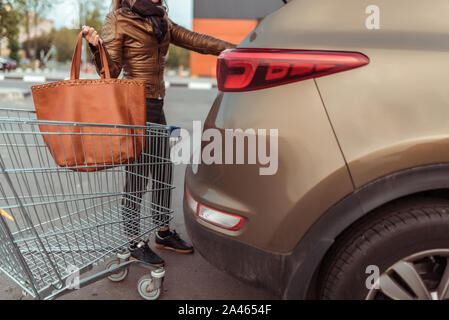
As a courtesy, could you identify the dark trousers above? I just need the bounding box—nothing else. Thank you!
[121,99,172,238]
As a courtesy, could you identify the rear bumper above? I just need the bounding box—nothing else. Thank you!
[183,198,290,298]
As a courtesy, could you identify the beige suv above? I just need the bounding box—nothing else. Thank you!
[183,0,449,300]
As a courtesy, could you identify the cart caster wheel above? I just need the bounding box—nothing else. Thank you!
[137,275,161,300]
[105,258,129,282]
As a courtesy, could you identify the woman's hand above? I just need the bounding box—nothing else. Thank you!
[81,25,103,47]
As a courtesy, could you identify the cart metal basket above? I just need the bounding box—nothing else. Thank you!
[0,108,177,300]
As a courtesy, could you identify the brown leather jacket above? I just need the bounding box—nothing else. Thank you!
[92,8,236,99]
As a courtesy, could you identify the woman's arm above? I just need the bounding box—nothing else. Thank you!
[169,19,236,55]
[89,12,124,78]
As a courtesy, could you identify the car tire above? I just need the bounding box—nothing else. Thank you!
[318,197,449,300]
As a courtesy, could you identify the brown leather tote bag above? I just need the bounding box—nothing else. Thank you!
[31,33,146,172]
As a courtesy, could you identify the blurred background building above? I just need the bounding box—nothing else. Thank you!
[191,0,283,77]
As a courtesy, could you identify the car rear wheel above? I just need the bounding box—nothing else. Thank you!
[318,197,449,300]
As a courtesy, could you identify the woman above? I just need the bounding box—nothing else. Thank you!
[82,0,236,266]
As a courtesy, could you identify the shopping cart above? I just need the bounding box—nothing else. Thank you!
[0,107,178,300]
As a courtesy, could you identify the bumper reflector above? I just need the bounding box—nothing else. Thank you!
[186,189,199,213]
[186,188,245,231]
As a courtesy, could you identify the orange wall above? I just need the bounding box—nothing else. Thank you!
[190,18,258,77]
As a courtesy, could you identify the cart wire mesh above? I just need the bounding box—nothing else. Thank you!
[0,108,175,298]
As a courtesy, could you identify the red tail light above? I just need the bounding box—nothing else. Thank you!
[217,49,369,92]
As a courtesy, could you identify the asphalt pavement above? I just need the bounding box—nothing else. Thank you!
[0,80,277,300]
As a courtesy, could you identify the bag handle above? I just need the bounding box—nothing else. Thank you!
[70,32,111,80]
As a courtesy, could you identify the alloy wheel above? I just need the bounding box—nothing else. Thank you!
[366,249,449,300]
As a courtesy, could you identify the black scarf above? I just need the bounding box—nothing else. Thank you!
[122,0,168,43]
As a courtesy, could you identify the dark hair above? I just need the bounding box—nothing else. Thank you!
[111,0,167,11]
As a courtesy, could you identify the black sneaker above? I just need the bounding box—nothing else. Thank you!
[128,240,165,266]
[155,230,194,254]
